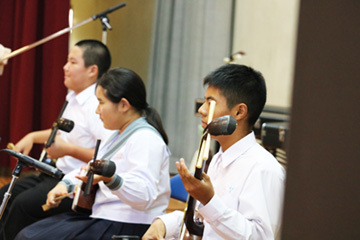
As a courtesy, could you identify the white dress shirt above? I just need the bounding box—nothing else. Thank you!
[56,84,114,174]
[64,127,171,224]
[160,131,286,240]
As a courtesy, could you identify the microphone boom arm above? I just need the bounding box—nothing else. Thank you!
[0,148,63,220]
[0,18,92,62]
[0,3,126,62]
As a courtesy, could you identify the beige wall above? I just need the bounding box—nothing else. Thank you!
[70,0,155,83]
[70,0,299,108]
[232,0,299,108]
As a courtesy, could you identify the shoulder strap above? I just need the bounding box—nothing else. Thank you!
[100,117,159,160]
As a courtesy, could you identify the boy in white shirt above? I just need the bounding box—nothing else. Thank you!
[143,64,286,240]
[0,39,114,240]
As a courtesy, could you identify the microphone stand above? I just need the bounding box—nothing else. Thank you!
[100,16,112,44]
[0,2,126,221]
[0,2,126,63]
[0,161,26,220]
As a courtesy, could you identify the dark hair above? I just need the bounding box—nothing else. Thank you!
[75,40,111,79]
[96,67,169,144]
[204,64,266,126]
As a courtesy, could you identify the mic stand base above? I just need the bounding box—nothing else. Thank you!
[0,161,26,220]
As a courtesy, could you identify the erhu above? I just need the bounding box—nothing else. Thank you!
[7,101,74,167]
[178,101,237,239]
[38,100,74,166]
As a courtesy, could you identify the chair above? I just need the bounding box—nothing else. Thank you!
[170,174,188,202]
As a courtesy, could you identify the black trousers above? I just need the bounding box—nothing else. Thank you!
[0,173,73,240]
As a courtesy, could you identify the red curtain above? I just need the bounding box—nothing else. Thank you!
[0,1,70,171]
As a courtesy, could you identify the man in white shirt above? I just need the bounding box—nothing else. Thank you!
[0,43,11,75]
[0,39,114,240]
[143,64,286,240]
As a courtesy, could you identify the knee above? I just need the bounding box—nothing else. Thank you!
[11,191,40,214]
[13,228,26,240]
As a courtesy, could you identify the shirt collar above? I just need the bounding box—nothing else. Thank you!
[217,131,257,168]
[66,84,96,106]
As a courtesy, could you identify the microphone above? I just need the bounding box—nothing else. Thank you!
[1,149,63,179]
[92,3,126,20]
[205,115,237,136]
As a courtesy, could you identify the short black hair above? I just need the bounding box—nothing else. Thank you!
[75,40,111,79]
[204,64,266,126]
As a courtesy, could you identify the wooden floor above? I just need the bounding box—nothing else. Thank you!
[0,176,11,188]
[167,198,186,213]
[0,169,38,188]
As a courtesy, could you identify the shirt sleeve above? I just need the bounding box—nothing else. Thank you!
[198,167,285,240]
[158,210,184,239]
[108,130,170,210]
[62,168,79,183]
[59,167,82,196]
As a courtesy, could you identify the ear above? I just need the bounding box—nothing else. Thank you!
[233,103,248,121]
[117,98,131,112]
[88,65,99,79]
